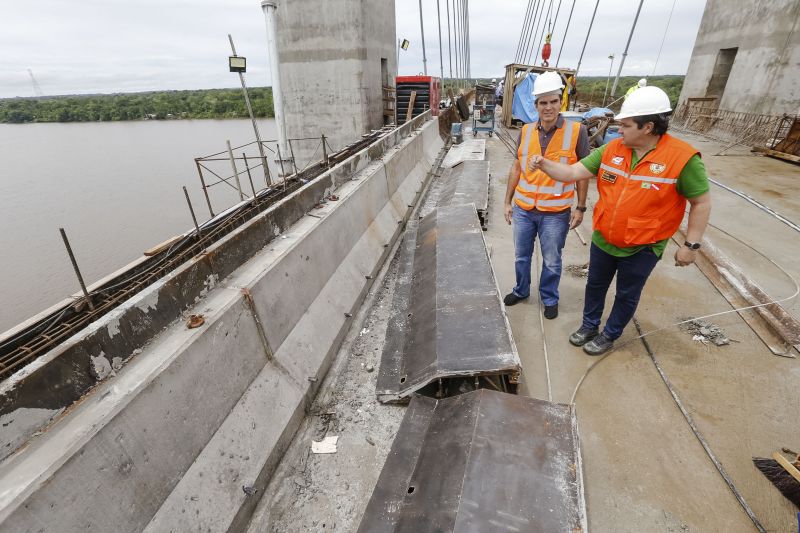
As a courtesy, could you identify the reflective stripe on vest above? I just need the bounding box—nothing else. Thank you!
[559,118,575,164]
[514,120,580,211]
[594,135,699,247]
[599,163,677,185]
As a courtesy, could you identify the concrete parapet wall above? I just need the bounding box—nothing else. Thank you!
[0,114,442,532]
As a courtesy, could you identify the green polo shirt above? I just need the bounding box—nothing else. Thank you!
[580,143,709,257]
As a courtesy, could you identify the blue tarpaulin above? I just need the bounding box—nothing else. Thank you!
[583,107,614,119]
[511,74,538,124]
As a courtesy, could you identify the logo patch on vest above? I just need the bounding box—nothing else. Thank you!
[649,163,666,174]
[611,156,624,165]
[600,170,618,184]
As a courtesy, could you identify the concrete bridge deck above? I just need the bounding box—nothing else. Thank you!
[249,123,800,532]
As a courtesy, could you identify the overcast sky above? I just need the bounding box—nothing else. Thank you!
[0,0,706,99]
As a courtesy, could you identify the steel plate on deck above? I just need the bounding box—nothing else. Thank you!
[358,389,586,533]
[438,160,490,222]
[377,204,520,403]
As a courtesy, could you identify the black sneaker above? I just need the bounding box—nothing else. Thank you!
[569,327,599,346]
[503,293,527,306]
[583,333,614,356]
[543,304,558,319]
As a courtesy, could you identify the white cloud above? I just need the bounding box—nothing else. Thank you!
[0,0,705,98]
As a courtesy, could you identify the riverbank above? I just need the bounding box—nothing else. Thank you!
[0,87,275,124]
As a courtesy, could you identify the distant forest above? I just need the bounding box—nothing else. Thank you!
[0,87,275,124]
[0,75,683,124]
[570,75,684,108]
[447,75,685,109]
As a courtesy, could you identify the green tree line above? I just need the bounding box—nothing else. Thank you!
[444,75,684,109]
[0,87,274,124]
[571,75,684,108]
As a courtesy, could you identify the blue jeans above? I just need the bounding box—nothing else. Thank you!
[582,242,660,340]
[512,205,570,305]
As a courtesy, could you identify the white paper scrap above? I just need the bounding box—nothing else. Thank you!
[311,435,339,454]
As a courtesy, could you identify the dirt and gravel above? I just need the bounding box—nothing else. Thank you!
[246,148,450,532]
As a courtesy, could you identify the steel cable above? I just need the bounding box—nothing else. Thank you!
[515,0,536,63]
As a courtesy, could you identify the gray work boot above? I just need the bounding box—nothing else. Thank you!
[569,327,598,347]
[583,333,614,356]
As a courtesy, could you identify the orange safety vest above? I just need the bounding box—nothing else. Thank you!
[594,134,699,247]
[514,120,581,211]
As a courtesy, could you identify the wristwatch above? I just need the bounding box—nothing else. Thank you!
[575,205,587,212]
[684,241,701,250]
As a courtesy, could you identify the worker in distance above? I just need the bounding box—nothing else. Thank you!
[503,71,591,320]
[527,85,711,356]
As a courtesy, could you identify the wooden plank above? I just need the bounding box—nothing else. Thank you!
[677,230,799,357]
[144,234,184,256]
[405,90,416,123]
[753,146,800,164]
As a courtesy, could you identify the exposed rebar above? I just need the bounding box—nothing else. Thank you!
[59,227,94,311]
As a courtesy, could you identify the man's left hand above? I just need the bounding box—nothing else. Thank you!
[674,246,697,267]
[569,209,584,230]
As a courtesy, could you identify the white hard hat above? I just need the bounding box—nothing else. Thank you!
[491,78,497,83]
[532,71,564,97]
[638,78,647,88]
[615,86,672,120]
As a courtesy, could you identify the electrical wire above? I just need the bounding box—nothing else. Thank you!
[569,221,800,405]
[633,317,767,533]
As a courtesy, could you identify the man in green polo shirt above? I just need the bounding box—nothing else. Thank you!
[528,86,711,355]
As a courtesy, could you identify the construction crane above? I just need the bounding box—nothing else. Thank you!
[27,69,44,97]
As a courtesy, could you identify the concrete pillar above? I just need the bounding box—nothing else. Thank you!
[261,1,293,176]
[273,0,397,164]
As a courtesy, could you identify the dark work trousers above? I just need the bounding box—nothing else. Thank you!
[581,242,660,340]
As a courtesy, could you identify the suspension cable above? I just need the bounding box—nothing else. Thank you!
[453,0,460,81]
[651,0,677,76]
[446,0,453,78]
[555,0,577,67]
[575,0,600,77]
[532,0,555,66]
[515,0,536,64]
[520,0,537,65]
[436,0,444,81]
[525,0,548,65]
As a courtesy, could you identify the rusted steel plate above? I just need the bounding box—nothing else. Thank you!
[377,205,520,403]
[358,389,587,533]
[438,160,490,227]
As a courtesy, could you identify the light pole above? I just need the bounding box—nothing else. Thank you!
[603,54,615,107]
[228,34,271,186]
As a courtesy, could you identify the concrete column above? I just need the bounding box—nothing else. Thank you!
[261,0,293,176]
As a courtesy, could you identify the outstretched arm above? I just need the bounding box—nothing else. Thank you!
[529,154,594,183]
[675,192,711,266]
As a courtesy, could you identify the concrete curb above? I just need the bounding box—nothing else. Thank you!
[0,116,443,532]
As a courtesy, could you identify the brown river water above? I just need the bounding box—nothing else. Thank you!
[0,118,280,333]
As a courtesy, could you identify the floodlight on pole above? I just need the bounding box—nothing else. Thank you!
[228,34,270,185]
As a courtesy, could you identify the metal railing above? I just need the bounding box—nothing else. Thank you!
[193,135,334,217]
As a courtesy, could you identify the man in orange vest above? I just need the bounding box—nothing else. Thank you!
[529,86,711,355]
[503,71,590,319]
